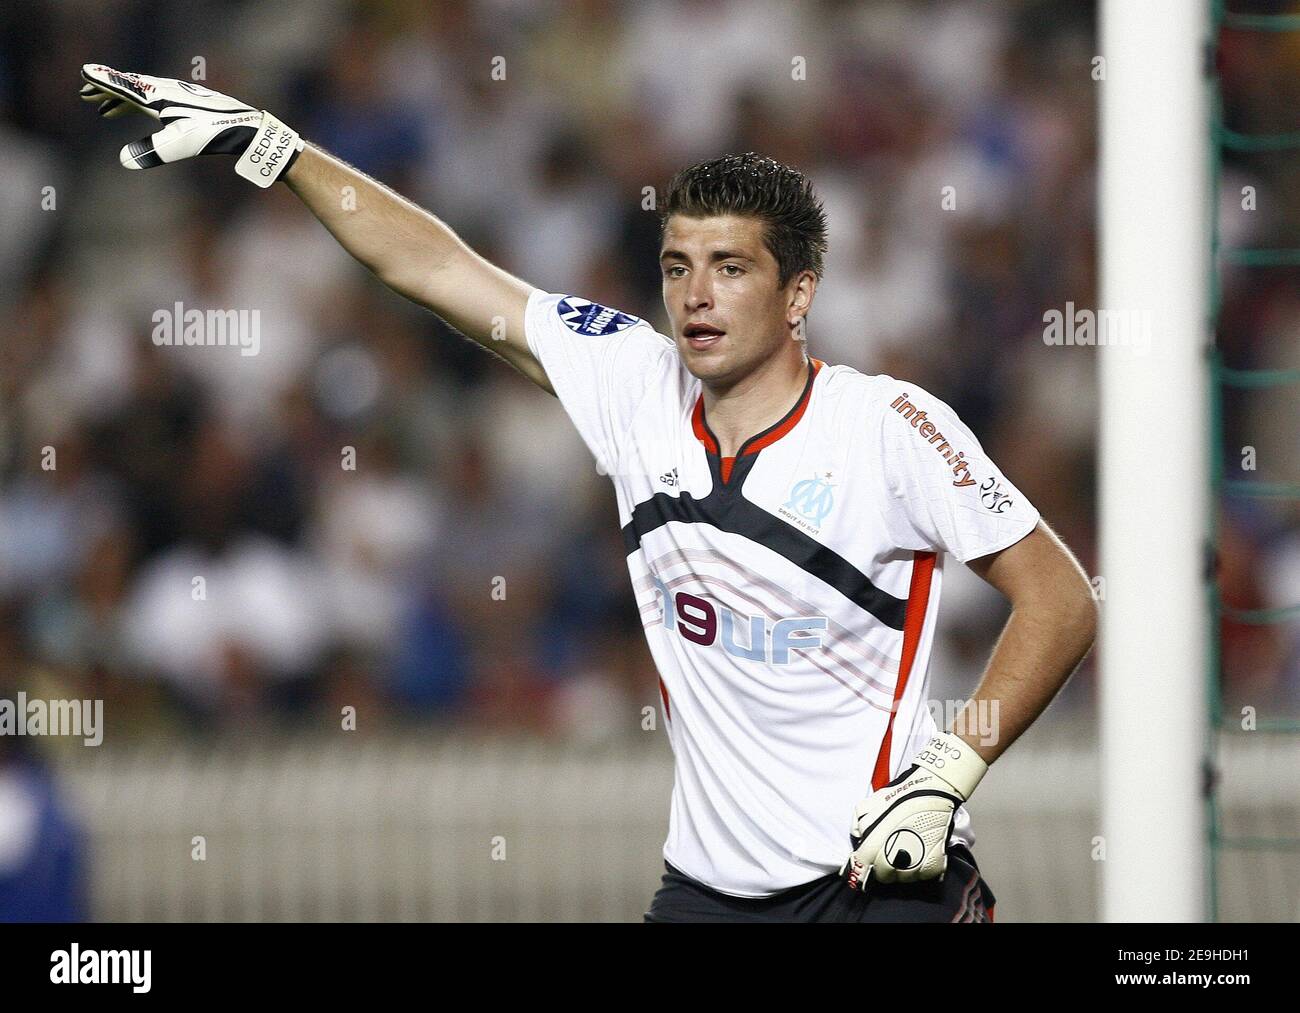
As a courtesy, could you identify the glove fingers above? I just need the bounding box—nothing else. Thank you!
[80,85,122,117]
[843,855,875,893]
[120,135,164,170]
[81,64,161,120]
[119,116,256,169]
[118,119,196,169]
[893,853,947,886]
[99,97,128,118]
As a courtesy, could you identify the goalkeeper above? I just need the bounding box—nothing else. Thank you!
[80,65,1098,922]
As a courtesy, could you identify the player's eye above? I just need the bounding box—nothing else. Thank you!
[665,265,687,279]
[721,264,744,277]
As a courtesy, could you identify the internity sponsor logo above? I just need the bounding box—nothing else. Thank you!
[152,300,260,356]
[50,944,151,993]
[0,692,103,746]
[889,392,1016,514]
[889,392,978,489]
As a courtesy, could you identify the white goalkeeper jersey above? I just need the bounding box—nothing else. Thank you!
[524,289,1041,897]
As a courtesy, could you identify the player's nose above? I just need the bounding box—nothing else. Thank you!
[684,276,713,310]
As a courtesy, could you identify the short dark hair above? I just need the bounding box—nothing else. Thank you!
[660,152,828,288]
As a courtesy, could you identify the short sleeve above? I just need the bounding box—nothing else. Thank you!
[524,290,675,476]
[875,381,1040,563]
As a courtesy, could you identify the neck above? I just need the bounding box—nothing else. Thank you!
[702,347,811,458]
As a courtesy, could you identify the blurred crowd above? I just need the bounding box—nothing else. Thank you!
[0,0,1295,750]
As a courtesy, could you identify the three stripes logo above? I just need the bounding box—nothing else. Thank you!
[659,467,678,487]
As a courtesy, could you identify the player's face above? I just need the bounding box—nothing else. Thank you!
[660,214,802,386]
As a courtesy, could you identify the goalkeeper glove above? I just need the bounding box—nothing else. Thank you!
[79,64,304,188]
[841,730,988,890]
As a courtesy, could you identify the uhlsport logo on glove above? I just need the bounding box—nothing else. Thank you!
[841,730,989,892]
[882,829,926,871]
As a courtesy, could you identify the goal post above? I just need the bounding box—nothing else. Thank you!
[1097,0,1212,921]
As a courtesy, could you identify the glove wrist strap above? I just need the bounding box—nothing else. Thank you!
[234,111,304,188]
[915,730,988,800]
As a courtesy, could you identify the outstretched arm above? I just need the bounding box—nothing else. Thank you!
[79,64,551,392]
[282,145,550,392]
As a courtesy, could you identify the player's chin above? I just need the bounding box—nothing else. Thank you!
[681,354,733,384]
[677,339,730,375]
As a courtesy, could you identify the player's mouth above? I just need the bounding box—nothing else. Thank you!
[683,322,725,350]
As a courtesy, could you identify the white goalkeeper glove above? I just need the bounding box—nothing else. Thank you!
[841,730,988,890]
[79,64,304,188]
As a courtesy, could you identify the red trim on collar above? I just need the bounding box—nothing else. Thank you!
[690,396,718,455]
[691,358,823,459]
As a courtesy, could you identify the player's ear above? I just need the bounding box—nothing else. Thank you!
[787,269,816,323]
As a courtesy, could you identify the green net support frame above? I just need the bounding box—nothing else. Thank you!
[1207,0,1300,922]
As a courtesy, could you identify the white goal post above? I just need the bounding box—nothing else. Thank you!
[1098,0,1212,921]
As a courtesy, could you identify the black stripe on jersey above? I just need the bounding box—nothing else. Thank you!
[621,485,909,631]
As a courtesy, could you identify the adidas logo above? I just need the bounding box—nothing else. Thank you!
[659,467,679,487]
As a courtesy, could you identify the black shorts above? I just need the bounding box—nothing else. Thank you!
[643,844,996,923]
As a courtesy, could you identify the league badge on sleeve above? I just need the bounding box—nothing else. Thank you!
[557,296,641,335]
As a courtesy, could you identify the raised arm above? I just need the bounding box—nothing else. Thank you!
[282,145,549,392]
[79,64,552,393]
